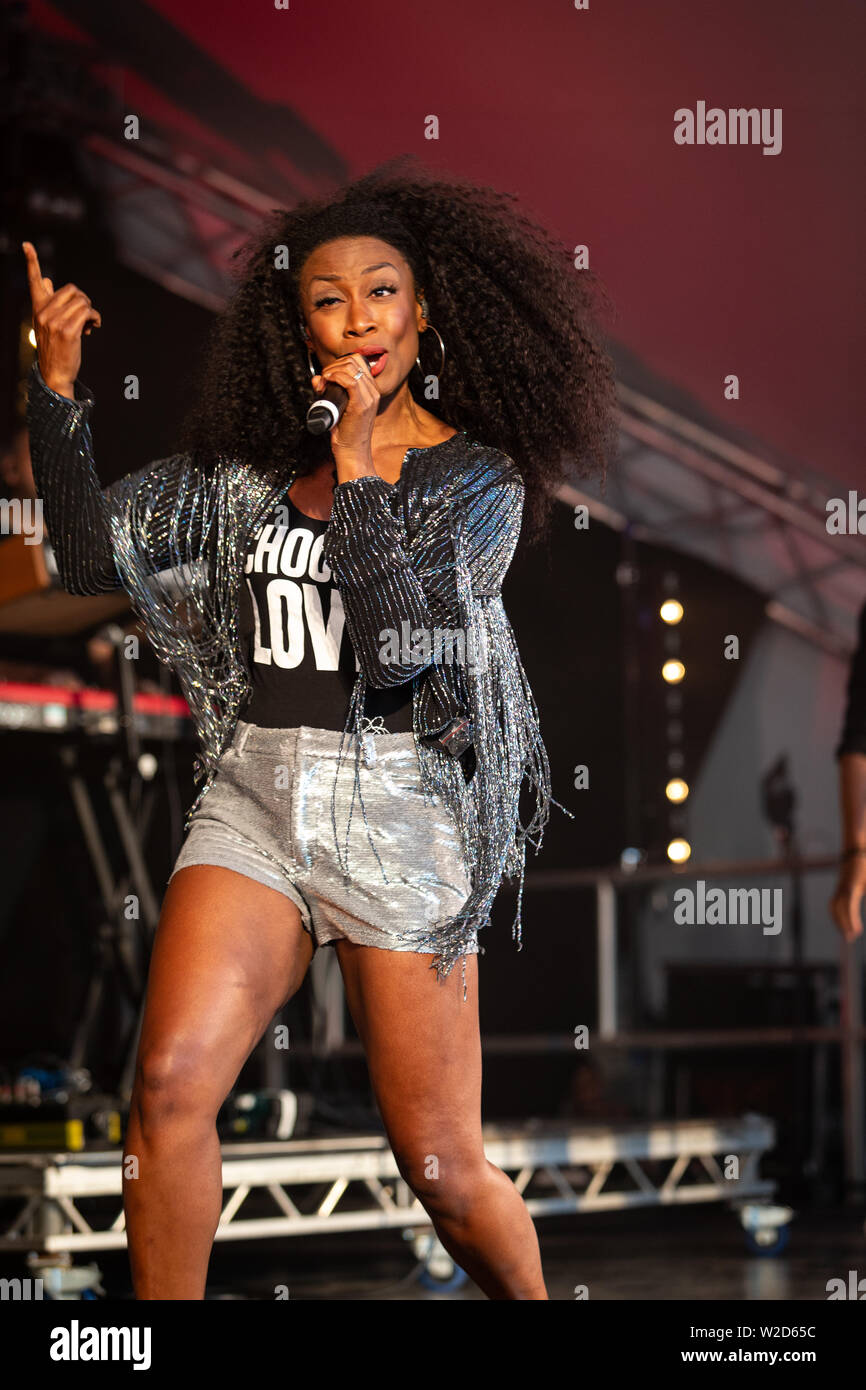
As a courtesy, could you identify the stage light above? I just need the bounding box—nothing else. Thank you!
[662,659,685,684]
[660,599,683,624]
[620,847,644,870]
[667,837,691,863]
[665,778,689,803]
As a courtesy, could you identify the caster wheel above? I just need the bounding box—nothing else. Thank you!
[408,1230,469,1291]
[744,1223,790,1257]
[418,1263,469,1292]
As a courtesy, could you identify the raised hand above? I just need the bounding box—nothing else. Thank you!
[22,241,101,400]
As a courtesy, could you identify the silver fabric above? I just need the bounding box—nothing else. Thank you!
[168,719,476,960]
[26,361,572,997]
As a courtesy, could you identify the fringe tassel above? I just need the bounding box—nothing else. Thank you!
[105,456,296,830]
[342,497,574,999]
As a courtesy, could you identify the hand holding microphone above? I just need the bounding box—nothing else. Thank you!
[305,349,384,478]
[305,378,350,435]
[305,347,384,431]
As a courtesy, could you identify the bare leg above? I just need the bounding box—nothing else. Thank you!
[335,941,548,1300]
[123,866,313,1299]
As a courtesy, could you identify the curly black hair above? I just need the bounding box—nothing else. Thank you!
[179,156,617,542]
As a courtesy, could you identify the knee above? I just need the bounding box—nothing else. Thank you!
[132,1044,220,1132]
[396,1148,490,1224]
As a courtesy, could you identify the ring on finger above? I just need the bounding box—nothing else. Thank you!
[352,368,364,380]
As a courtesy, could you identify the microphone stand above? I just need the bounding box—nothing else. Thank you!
[66,625,163,1098]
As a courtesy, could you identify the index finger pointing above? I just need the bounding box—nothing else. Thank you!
[22,242,51,310]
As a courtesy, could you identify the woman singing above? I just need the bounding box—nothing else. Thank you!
[24,158,615,1300]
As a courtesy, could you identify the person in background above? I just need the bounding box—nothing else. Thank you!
[829,599,866,942]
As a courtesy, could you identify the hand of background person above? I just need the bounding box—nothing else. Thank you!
[829,854,866,942]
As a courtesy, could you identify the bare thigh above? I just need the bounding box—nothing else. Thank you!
[134,866,315,1103]
[334,942,483,1188]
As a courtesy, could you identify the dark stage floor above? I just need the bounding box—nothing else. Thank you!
[13,1203,861,1302]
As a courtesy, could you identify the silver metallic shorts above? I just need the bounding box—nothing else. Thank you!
[168,720,476,955]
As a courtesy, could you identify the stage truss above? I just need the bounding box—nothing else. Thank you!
[0,1114,775,1257]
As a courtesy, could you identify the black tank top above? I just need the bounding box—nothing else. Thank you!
[239,494,414,732]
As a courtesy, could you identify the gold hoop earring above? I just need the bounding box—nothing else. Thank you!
[306,347,318,378]
[415,324,446,378]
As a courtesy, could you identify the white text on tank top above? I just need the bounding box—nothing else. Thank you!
[243,512,360,673]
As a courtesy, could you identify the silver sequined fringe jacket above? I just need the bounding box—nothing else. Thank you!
[26,361,563,985]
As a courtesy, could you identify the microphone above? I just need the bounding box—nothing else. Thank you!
[305,380,349,435]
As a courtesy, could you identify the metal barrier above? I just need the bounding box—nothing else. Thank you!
[521,853,864,1187]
